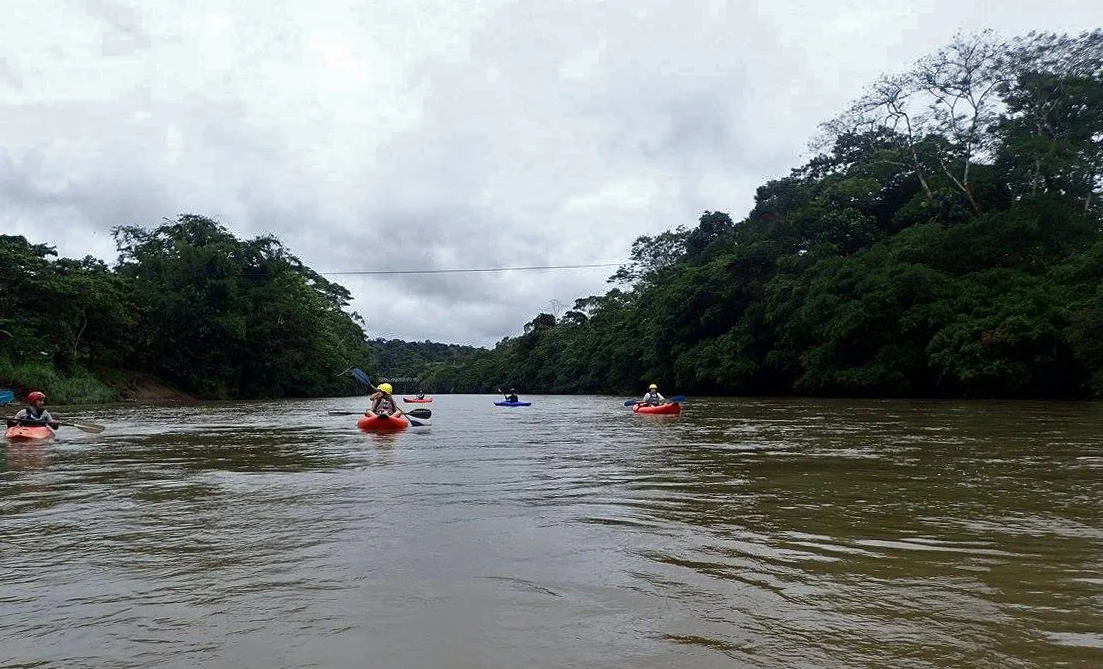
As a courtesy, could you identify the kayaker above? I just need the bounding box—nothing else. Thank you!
[369,383,398,416]
[503,388,519,403]
[416,391,426,400]
[7,391,60,429]
[640,384,665,405]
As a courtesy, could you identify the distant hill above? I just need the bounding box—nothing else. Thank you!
[366,338,487,392]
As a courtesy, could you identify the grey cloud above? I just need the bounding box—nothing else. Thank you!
[0,56,20,89]
[76,0,151,55]
[4,0,1101,345]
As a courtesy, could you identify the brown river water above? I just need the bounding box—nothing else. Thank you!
[2,395,1101,668]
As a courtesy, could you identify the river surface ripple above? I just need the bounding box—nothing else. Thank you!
[2,396,1101,668]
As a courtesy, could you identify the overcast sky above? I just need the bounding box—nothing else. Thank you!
[2,0,1098,345]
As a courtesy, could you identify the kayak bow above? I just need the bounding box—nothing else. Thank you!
[357,413,410,431]
[632,402,681,415]
[5,425,56,441]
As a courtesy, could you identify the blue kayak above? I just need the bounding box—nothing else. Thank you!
[0,389,13,406]
[495,401,531,407]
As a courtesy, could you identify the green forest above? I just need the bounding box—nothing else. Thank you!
[3,30,1102,403]
[420,30,1103,399]
[1,216,372,402]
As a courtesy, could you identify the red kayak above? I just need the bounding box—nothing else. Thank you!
[5,425,56,441]
[403,397,433,403]
[632,402,681,415]
[357,413,409,431]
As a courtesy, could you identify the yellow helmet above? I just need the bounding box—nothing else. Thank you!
[649,383,658,390]
[378,382,393,394]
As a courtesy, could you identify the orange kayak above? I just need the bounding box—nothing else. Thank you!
[5,425,56,441]
[357,413,409,431]
[632,402,681,415]
[403,397,433,403]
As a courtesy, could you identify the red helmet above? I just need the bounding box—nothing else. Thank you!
[28,391,46,403]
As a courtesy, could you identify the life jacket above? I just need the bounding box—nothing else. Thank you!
[644,391,662,403]
[374,396,395,413]
[15,407,51,424]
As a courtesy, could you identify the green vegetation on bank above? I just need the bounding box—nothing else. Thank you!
[418,30,1103,399]
[0,358,116,405]
[1,216,372,403]
[366,339,483,388]
[5,30,1101,403]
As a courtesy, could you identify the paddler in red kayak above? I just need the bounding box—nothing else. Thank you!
[640,384,665,406]
[6,391,61,429]
[368,383,399,416]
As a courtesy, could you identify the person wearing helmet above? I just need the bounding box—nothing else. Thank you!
[7,391,60,429]
[502,387,519,403]
[640,384,665,406]
[369,382,398,416]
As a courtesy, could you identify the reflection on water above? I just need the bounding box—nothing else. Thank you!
[1,396,1101,668]
[1,442,48,471]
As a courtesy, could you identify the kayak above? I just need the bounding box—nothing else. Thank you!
[5,425,56,441]
[495,401,531,407]
[403,397,433,403]
[632,402,681,415]
[357,413,409,431]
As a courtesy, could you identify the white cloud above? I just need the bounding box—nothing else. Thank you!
[1,0,1099,344]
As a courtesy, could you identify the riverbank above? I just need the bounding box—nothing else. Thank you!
[0,361,197,406]
[118,373,197,403]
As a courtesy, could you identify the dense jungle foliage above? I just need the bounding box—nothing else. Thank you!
[367,339,482,389]
[420,30,1103,399]
[4,30,1101,402]
[0,216,371,401]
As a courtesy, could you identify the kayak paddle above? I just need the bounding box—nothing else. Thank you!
[351,368,373,387]
[622,395,686,407]
[329,408,431,419]
[4,417,105,434]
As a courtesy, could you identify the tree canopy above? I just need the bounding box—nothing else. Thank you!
[1,215,371,400]
[419,30,1103,399]
[4,30,1102,402]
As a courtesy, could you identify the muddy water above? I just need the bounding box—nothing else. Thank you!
[2,396,1100,668]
